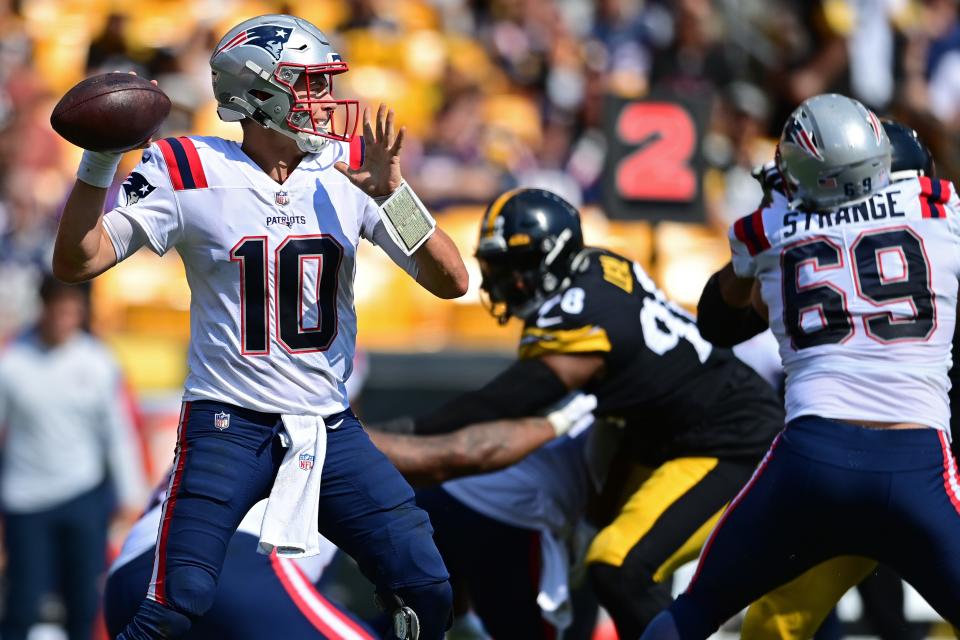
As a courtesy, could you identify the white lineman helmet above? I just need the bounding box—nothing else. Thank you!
[776,93,891,210]
[210,14,359,153]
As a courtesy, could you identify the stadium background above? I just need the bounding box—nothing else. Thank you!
[0,0,957,636]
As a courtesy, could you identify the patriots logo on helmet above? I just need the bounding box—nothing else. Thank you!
[121,172,156,205]
[784,116,825,161]
[215,24,295,62]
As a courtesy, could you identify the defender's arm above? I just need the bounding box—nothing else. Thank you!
[370,417,555,485]
[697,263,768,347]
[371,392,595,484]
[412,354,603,435]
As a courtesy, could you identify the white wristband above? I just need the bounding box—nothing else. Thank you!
[376,181,436,256]
[77,149,122,189]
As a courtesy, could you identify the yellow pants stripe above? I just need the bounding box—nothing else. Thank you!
[742,556,876,640]
[586,457,721,570]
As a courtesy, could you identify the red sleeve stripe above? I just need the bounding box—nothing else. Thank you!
[750,208,771,251]
[176,137,208,189]
[733,209,770,256]
[919,176,948,219]
[155,137,208,191]
[348,135,364,170]
[154,138,184,191]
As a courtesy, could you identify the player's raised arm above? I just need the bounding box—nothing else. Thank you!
[54,177,121,283]
[336,104,468,299]
[52,73,168,283]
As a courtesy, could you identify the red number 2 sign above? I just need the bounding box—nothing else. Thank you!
[615,102,697,202]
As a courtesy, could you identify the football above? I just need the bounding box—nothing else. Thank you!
[50,73,171,153]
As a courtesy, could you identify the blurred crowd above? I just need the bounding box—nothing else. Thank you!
[0,0,959,334]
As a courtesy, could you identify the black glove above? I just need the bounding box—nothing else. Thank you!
[751,160,785,206]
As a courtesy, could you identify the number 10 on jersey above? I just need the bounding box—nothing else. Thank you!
[230,235,343,355]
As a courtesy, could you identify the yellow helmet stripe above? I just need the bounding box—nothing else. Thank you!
[483,188,524,236]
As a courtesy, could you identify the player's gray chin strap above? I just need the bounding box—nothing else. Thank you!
[273,120,329,154]
[377,594,420,640]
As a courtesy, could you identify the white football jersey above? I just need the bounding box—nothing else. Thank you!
[104,136,417,415]
[730,177,960,432]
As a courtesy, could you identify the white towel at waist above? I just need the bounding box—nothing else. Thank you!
[258,414,327,558]
[537,529,573,631]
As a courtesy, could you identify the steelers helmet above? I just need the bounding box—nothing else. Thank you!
[210,14,359,153]
[777,93,891,210]
[476,189,584,324]
[882,120,935,181]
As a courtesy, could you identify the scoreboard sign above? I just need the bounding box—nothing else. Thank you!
[601,92,710,221]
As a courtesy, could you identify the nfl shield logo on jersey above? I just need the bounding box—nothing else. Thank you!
[299,453,315,471]
[275,191,290,206]
[214,411,230,431]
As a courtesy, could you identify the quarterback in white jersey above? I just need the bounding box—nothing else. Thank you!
[53,14,466,640]
[104,134,412,416]
[644,95,960,639]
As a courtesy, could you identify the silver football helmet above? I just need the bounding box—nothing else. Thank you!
[776,94,891,210]
[210,14,359,153]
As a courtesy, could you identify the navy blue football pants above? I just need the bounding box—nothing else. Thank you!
[105,531,375,639]
[117,401,451,640]
[415,485,557,640]
[651,416,960,639]
[1,481,111,640]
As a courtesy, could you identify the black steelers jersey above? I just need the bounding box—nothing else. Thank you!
[518,248,783,463]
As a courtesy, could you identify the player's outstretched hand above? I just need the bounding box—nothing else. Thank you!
[334,103,405,198]
[751,160,785,205]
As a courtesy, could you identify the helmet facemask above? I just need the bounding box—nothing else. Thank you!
[273,62,359,143]
[477,227,576,324]
[478,251,544,324]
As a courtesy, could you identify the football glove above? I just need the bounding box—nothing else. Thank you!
[751,160,785,206]
[546,392,597,437]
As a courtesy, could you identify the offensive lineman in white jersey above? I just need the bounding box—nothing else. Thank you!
[643,94,960,638]
[52,14,467,640]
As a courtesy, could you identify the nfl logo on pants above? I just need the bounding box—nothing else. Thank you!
[299,453,315,471]
[214,411,230,431]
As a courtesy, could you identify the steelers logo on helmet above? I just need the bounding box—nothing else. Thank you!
[476,189,584,324]
[210,14,359,154]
